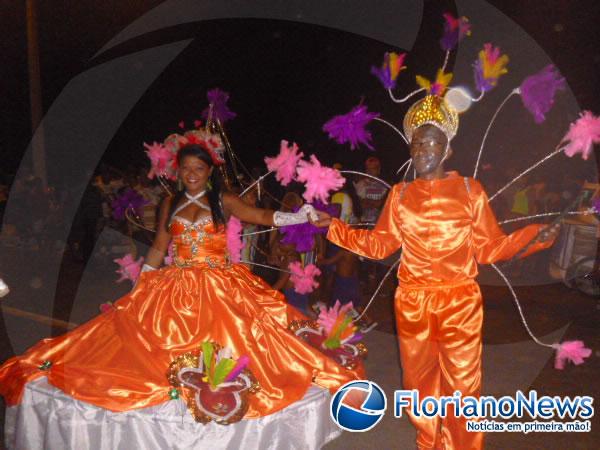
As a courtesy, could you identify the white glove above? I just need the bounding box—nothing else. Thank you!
[141,264,157,273]
[273,204,319,226]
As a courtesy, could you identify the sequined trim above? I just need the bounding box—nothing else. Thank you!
[170,215,213,227]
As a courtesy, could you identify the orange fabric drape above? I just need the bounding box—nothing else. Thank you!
[0,219,362,417]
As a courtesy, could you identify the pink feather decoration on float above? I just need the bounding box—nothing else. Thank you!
[144,142,176,180]
[264,140,304,186]
[317,300,353,335]
[226,216,244,263]
[562,111,600,160]
[296,155,345,204]
[317,300,363,348]
[114,254,144,284]
[289,262,321,294]
[519,65,565,124]
[554,340,592,370]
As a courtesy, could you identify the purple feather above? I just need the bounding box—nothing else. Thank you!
[312,200,340,218]
[280,222,325,253]
[224,355,250,382]
[323,105,380,150]
[473,60,495,93]
[111,188,148,221]
[370,65,394,90]
[201,88,237,123]
[592,198,600,215]
[280,202,338,253]
[344,333,364,344]
[520,65,565,124]
[440,13,471,52]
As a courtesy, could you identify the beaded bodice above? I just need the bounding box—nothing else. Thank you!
[169,216,231,268]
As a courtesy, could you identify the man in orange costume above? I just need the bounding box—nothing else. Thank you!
[321,94,558,449]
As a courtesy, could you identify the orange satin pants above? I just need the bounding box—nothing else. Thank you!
[395,280,484,450]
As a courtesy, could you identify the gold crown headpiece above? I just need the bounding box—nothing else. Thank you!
[403,94,459,142]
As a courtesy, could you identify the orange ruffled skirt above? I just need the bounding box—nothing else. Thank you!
[0,263,362,416]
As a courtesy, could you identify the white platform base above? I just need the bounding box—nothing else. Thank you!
[5,378,341,450]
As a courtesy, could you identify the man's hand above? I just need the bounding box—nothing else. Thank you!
[310,210,332,228]
[538,223,561,243]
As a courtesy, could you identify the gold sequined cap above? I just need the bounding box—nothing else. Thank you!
[403,95,459,142]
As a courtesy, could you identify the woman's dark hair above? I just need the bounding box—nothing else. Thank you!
[166,144,226,230]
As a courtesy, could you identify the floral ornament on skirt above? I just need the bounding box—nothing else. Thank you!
[167,342,259,424]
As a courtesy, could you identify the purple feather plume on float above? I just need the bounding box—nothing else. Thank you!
[111,188,149,221]
[280,202,339,253]
[520,65,565,124]
[440,13,471,51]
[201,88,237,123]
[323,105,380,150]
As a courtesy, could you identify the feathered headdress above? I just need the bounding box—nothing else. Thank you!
[164,128,226,166]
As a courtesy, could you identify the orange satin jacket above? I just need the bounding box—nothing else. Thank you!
[328,172,552,287]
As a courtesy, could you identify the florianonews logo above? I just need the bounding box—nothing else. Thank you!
[330,380,387,432]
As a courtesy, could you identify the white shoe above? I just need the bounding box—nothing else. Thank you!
[0,278,9,298]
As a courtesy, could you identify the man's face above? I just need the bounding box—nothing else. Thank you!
[410,125,449,177]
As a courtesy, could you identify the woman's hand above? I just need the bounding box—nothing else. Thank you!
[311,210,332,228]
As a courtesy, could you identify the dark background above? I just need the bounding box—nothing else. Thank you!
[1,0,599,184]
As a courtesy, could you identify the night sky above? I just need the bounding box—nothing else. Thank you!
[1,0,599,187]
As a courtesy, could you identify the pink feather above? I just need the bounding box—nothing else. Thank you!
[554,340,592,370]
[178,121,185,129]
[224,355,250,382]
[163,241,174,265]
[562,111,600,160]
[114,254,144,284]
[296,155,346,204]
[264,140,304,186]
[317,300,353,334]
[289,262,321,294]
[226,216,244,263]
[144,141,176,180]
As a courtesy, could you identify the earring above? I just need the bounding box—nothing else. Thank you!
[177,178,183,191]
[207,179,213,191]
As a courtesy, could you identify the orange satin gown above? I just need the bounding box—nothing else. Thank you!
[328,172,553,450]
[0,216,362,417]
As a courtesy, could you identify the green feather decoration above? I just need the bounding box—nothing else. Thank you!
[212,358,237,387]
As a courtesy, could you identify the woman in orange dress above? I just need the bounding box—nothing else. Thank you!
[0,143,361,420]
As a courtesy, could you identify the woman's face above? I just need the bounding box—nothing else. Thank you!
[178,155,212,194]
